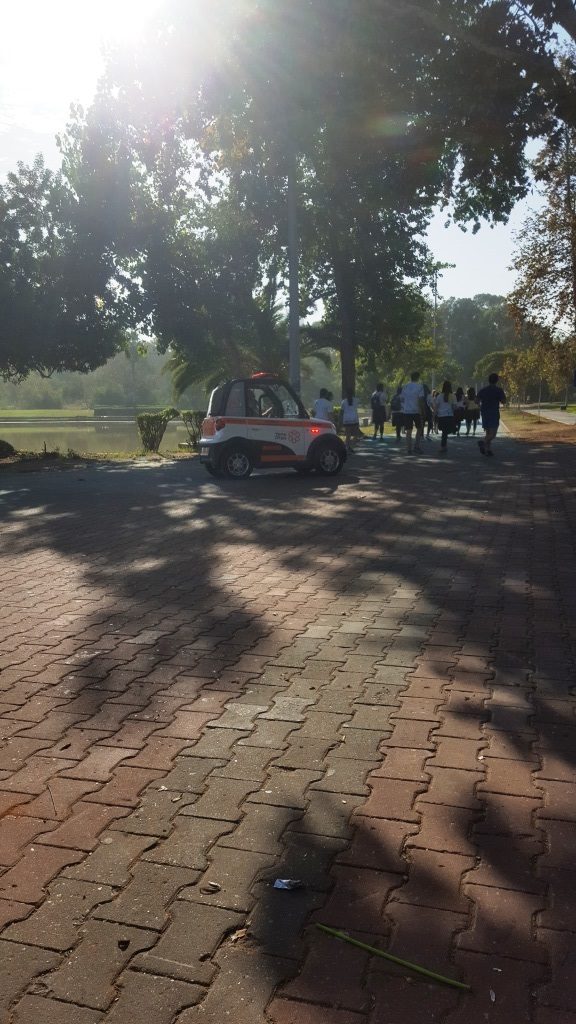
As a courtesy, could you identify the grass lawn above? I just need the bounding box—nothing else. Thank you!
[502,408,576,444]
[0,408,93,419]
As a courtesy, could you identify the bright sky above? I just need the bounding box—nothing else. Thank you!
[0,0,542,302]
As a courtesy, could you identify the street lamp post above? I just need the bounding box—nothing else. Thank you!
[287,147,300,394]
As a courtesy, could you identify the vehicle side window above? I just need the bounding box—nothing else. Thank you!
[272,384,300,417]
[207,386,225,415]
[225,381,245,416]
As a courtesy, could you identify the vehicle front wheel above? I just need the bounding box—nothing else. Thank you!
[222,446,253,479]
[315,441,345,476]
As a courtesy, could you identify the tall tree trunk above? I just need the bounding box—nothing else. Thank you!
[331,248,357,395]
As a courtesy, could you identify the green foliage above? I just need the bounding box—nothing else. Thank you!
[136,408,180,453]
[510,124,576,333]
[180,411,206,449]
[0,155,126,381]
[473,350,516,381]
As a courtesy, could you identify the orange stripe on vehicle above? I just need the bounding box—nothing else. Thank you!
[260,454,306,462]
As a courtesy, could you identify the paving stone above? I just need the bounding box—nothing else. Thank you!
[273,737,336,771]
[0,940,61,1019]
[458,884,547,961]
[15,711,92,741]
[183,727,250,759]
[367,974,458,1024]
[212,745,279,781]
[0,898,33,930]
[259,696,314,722]
[332,728,384,761]
[382,719,435,749]
[103,970,203,1023]
[220,804,302,854]
[109,789,196,837]
[538,867,576,930]
[46,919,156,1010]
[310,757,378,795]
[447,950,546,1023]
[9,994,104,1024]
[264,831,348,892]
[337,817,416,872]
[234,719,298,751]
[13,778,101,821]
[469,833,545,893]
[408,803,479,855]
[278,924,371,1013]
[371,746,430,781]
[63,832,156,886]
[180,845,273,912]
[35,801,130,851]
[420,766,484,809]
[176,947,295,1024]
[133,899,243,984]
[143,815,231,869]
[297,712,351,742]
[314,864,401,936]
[290,791,364,838]
[392,848,475,913]
[1,755,76,794]
[427,736,486,771]
[538,819,576,869]
[45,729,113,761]
[0,815,55,866]
[60,746,138,782]
[93,861,192,929]
[478,757,539,797]
[179,777,259,821]
[248,767,323,808]
[268,999,367,1023]
[538,927,576,1010]
[356,778,427,823]
[475,793,543,835]
[128,736,193,770]
[0,844,85,903]
[5,878,115,950]
[378,901,467,975]
[444,689,489,717]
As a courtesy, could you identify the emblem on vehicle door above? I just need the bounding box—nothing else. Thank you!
[287,430,301,444]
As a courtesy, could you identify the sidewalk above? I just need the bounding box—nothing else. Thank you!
[0,433,575,1023]
[521,406,576,426]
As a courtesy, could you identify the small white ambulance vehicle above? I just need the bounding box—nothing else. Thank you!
[199,374,347,479]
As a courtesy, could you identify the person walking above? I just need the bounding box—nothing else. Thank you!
[433,380,456,454]
[400,371,425,455]
[312,388,333,421]
[340,388,361,452]
[390,385,403,441]
[454,387,466,435]
[370,382,387,439]
[464,387,480,436]
[477,373,507,456]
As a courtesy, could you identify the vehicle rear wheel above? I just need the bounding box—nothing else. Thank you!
[315,440,344,476]
[222,446,253,479]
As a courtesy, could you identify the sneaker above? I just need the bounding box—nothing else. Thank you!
[478,440,486,455]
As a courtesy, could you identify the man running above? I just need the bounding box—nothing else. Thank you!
[401,371,425,455]
[477,373,507,456]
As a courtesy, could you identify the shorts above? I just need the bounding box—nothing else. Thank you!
[481,415,500,431]
[403,413,422,430]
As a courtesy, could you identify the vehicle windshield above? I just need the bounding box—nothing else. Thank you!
[244,381,307,419]
[207,386,225,416]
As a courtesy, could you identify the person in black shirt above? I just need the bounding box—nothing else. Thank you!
[477,373,507,456]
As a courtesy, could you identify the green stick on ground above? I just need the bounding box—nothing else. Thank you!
[316,923,471,991]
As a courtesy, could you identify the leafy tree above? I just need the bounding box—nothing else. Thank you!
[436,294,534,378]
[510,126,576,333]
[0,156,126,381]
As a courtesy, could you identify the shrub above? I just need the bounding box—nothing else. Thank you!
[136,407,180,452]
[0,440,16,458]
[180,410,207,449]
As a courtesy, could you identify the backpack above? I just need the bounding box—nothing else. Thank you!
[370,392,380,411]
[390,394,402,412]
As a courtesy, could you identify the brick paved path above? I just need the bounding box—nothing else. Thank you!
[0,434,575,1023]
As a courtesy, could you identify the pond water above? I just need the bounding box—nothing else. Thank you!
[0,419,192,455]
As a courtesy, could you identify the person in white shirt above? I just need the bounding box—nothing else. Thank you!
[400,371,425,455]
[433,380,456,453]
[340,388,360,451]
[312,388,333,422]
